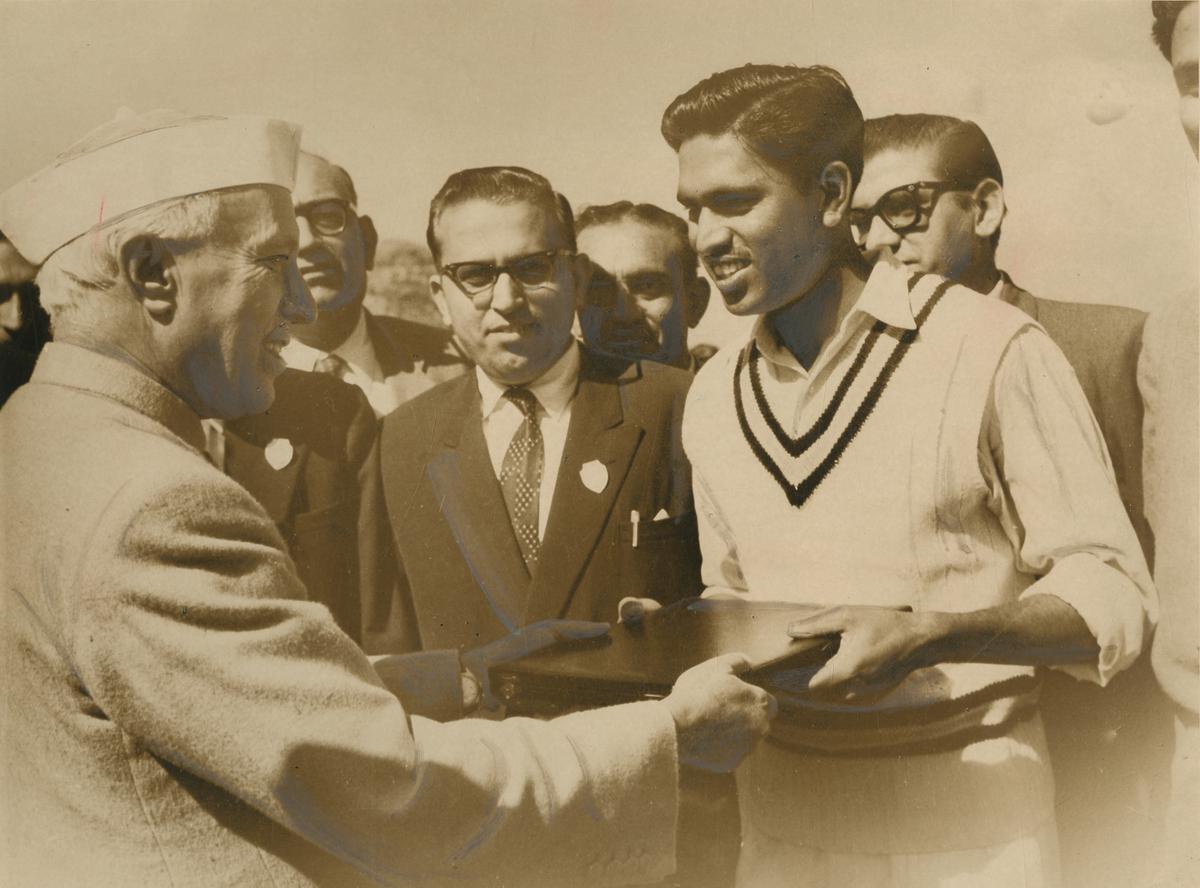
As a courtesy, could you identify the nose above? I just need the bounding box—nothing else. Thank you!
[488,272,526,316]
[0,290,23,333]
[863,215,900,252]
[694,209,732,260]
[296,214,320,255]
[612,281,638,320]
[282,260,317,324]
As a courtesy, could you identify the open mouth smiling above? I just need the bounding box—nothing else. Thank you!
[705,256,751,282]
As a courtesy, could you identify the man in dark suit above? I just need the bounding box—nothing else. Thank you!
[363,166,732,888]
[217,369,377,641]
[363,166,701,657]
[281,151,467,417]
[852,113,1171,888]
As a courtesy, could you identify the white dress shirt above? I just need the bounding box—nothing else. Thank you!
[282,308,402,417]
[477,341,580,541]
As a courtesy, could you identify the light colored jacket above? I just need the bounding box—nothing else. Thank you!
[0,342,679,888]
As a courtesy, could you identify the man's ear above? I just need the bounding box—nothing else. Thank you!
[570,251,593,310]
[120,235,177,321]
[972,179,1006,240]
[818,161,854,228]
[429,273,452,327]
[685,277,710,328]
[358,215,378,271]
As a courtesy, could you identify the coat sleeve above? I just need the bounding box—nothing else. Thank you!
[69,467,679,887]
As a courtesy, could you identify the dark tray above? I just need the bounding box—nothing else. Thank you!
[491,598,838,716]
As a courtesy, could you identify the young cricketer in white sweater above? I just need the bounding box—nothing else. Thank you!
[661,64,1155,888]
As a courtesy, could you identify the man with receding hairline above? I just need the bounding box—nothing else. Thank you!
[576,201,710,371]
[281,150,466,417]
[363,166,705,658]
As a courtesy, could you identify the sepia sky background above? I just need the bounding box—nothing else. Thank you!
[2,0,1196,346]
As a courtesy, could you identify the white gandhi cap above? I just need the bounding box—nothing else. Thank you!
[0,109,302,265]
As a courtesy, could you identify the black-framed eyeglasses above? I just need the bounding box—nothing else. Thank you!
[440,249,572,305]
[295,199,352,236]
[849,180,975,245]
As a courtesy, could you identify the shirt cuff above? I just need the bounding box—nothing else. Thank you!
[368,649,469,721]
[1019,552,1148,686]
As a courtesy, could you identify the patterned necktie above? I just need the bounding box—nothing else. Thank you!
[313,353,350,381]
[500,387,544,573]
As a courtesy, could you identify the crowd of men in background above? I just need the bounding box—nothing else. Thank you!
[0,3,1196,887]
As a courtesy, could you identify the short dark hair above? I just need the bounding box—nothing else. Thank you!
[661,64,864,188]
[1152,1,1195,61]
[864,114,1004,187]
[425,166,575,266]
[575,201,698,279]
[864,114,1004,248]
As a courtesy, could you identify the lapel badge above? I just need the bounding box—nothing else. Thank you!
[264,438,295,471]
[579,459,608,494]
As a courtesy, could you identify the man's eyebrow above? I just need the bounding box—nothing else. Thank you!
[626,269,672,281]
[1174,61,1199,88]
[250,231,297,255]
[678,186,759,207]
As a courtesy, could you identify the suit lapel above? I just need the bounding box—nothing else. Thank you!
[524,352,642,623]
[364,310,410,380]
[424,379,533,632]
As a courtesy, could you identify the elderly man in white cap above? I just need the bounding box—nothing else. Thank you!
[0,110,775,888]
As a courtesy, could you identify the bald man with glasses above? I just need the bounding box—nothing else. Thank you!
[281,151,467,418]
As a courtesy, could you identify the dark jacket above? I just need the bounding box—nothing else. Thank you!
[224,368,377,641]
[361,345,702,654]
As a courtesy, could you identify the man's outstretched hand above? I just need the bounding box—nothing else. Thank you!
[664,653,777,773]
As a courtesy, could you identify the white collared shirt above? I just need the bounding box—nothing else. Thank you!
[477,340,581,541]
[199,418,226,471]
[282,308,402,417]
[751,255,917,435]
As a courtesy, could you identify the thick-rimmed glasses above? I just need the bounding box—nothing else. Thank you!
[849,181,974,245]
[296,199,351,236]
[440,249,571,306]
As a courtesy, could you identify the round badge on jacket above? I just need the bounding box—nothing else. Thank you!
[264,438,295,470]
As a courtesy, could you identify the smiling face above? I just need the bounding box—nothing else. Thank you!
[170,186,313,418]
[852,145,977,278]
[675,132,830,317]
[430,198,579,386]
[293,153,372,315]
[577,219,694,366]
